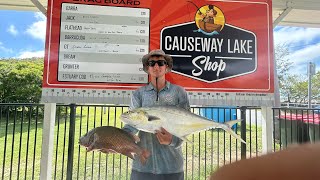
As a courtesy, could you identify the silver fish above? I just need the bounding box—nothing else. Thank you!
[120,106,246,144]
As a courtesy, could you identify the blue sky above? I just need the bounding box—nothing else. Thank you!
[0,10,319,76]
[0,10,45,58]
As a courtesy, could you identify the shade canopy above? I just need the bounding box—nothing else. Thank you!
[0,0,319,27]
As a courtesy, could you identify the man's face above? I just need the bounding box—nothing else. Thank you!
[147,56,168,78]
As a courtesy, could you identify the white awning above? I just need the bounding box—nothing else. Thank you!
[273,0,320,27]
[0,0,47,15]
[0,0,319,28]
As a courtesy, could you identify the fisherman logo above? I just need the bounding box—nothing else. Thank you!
[160,4,257,83]
[194,5,225,35]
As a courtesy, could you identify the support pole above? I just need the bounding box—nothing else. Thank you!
[308,62,315,108]
[261,106,273,154]
[30,0,47,16]
[40,103,56,180]
[240,106,247,159]
[67,104,76,180]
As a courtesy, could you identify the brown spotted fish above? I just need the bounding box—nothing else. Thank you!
[79,126,150,164]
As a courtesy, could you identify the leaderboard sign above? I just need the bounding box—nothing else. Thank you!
[58,4,149,83]
[42,0,274,106]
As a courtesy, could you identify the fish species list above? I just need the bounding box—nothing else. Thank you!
[58,3,149,83]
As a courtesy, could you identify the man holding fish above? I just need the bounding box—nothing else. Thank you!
[122,49,190,180]
[79,49,245,178]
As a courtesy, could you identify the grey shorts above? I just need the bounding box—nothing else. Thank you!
[130,170,184,180]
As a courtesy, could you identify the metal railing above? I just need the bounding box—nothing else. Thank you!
[0,104,43,180]
[273,107,320,151]
[0,104,263,180]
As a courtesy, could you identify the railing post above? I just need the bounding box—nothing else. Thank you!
[40,103,56,180]
[261,106,273,154]
[67,103,76,180]
[240,106,247,159]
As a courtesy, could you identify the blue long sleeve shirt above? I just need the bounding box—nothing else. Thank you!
[123,81,190,174]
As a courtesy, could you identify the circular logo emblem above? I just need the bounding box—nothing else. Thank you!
[195,5,225,34]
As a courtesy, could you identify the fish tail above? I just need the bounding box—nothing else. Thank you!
[223,119,246,144]
[139,149,151,165]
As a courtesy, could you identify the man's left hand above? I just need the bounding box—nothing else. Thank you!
[155,127,172,145]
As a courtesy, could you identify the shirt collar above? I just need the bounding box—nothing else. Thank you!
[146,81,171,91]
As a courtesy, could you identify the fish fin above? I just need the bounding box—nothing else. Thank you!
[87,143,99,152]
[123,150,135,160]
[225,119,243,128]
[224,128,246,144]
[122,130,140,143]
[180,136,193,144]
[148,115,161,121]
[86,145,94,152]
[99,148,117,154]
[223,119,246,144]
[86,134,100,152]
[139,149,151,165]
[93,133,99,142]
[131,134,140,143]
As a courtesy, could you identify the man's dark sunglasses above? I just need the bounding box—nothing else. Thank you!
[147,60,167,67]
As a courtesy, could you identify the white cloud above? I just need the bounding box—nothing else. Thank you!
[25,12,46,41]
[7,25,18,36]
[17,50,44,59]
[288,43,320,65]
[274,27,320,75]
[0,42,13,54]
[274,27,320,46]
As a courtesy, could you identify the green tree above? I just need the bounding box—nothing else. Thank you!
[275,44,292,87]
[311,71,320,103]
[275,44,320,104]
[275,43,293,102]
[281,74,299,103]
[286,71,320,104]
[0,58,43,103]
[290,78,308,103]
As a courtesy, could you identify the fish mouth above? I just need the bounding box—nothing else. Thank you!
[120,116,132,123]
[120,114,128,121]
[78,140,88,147]
[79,143,89,148]
[120,115,140,127]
